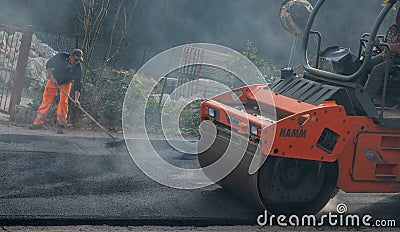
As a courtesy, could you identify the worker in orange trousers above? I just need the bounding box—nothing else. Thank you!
[29,49,83,134]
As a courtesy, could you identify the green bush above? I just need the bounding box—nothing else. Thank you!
[242,40,280,82]
[78,69,143,130]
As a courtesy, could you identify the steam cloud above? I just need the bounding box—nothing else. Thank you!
[0,0,395,68]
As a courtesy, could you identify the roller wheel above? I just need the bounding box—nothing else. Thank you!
[257,156,338,215]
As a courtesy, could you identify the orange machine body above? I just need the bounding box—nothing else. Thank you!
[200,84,400,194]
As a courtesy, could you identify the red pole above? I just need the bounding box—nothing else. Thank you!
[9,25,33,121]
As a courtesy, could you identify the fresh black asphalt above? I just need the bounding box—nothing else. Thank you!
[0,133,399,226]
[0,134,259,226]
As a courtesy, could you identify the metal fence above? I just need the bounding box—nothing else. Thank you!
[0,24,32,119]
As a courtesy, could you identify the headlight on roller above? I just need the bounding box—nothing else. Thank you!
[207,107,219,120]
[208,108,215,117]
[250,124,261,136]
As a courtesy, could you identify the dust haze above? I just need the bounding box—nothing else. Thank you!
[0,0,396,68]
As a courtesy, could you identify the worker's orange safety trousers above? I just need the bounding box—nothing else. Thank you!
[33,80,73,128]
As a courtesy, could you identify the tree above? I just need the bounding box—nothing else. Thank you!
[101,0,138,77]
[77,0,137,76]
[70,0,138,127]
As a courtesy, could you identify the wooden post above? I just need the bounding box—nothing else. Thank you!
[9,25,33,121]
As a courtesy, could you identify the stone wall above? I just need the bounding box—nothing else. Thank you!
[0,31,56,85]
[27,34,57,83]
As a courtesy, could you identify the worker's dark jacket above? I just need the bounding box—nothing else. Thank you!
[46,52,83,92]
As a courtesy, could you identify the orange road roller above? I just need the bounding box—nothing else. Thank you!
[198,0,400,214]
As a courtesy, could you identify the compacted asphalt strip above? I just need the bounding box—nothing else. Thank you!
[0,123,259,226]
[0,123,399,230]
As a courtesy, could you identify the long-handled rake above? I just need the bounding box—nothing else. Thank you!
[56,83,125,147]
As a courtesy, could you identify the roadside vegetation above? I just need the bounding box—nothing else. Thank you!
[25,40,279,136]
[24,0,279,136]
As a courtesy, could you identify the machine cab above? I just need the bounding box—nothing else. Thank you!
[299,0,400,127]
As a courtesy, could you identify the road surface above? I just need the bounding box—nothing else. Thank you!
[0,124,398,231]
